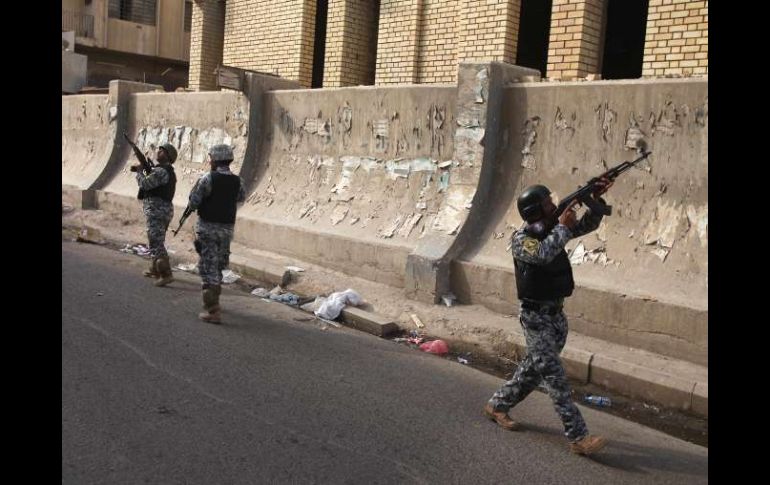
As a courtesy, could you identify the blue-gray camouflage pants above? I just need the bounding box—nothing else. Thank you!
[143,199,173,259]
[195,220,234,287]
[489,308,589,442]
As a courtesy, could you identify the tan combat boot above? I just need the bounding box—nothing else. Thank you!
[569,435,608,456]
[143,257,159,278]
[153,256,175,287]
[483,403,520,431]
[198,285,222,323]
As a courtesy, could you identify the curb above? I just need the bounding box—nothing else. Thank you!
[229,254,292,288]
[340,307,399,337]
[589,354,699,414]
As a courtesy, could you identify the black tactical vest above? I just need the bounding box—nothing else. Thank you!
[197,172,240,224]
[138,164,176,202]
[513,226,575,300]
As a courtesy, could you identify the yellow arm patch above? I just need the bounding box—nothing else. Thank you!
[522,237,540,256]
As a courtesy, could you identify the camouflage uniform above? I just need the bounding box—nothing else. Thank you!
[187,167,246,287]
[136,167,173,259]
[489,209,603,443]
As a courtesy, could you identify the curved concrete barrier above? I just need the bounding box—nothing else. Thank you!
[94,91,252,219]
[235,85,458,287]
[452,78,708,365]
[62,94,113,191]
[62,69,708,367]
[405,63,540,302]
[62,81,163,208]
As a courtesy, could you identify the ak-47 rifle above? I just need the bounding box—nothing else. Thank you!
[172,206,194,237]
[123,132,154,174]
[554,140,652,220]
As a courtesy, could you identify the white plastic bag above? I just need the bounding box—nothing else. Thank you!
[314,289,363,320]
[221,269,241,284]
[250,287,270,298]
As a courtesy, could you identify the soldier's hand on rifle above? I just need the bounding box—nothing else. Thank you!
[593,176,613,197]
[558,201,578,229]
[129,164,142,173]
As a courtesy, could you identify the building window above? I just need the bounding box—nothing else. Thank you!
[108,0,158,26]
[600,0,649,79]
[516,0,552,78]
[311,0,329,88]
[365,0,380,86]
[184,1,193,33]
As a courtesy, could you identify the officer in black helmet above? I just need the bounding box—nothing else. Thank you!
[132,143,178,287]
[483,177,613,456]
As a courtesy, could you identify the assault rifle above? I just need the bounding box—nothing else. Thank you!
[172,206,194,237]
[554,140,652,219]
[123,132,154,174]
[527,140,652,238]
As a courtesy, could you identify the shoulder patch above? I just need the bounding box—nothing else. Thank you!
[522,237,539,255]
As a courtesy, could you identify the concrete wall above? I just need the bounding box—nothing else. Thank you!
[62,94,113,189]
[61,66,708,366]
[236,85,458,286]
[453,78,708,364]
[62,80,164,208]
[95,91,250,212]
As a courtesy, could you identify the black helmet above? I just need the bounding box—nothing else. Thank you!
[517,185,551,222]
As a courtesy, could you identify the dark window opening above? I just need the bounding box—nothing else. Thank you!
[601,0,649,79]
[365,0,380,85]
[184,1,193,32]
[108,0,157,26]
[516,0,552,77]
[311,0,329,88]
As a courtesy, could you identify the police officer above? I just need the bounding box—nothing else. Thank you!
[186,144,245,323]
[132,143,178,287]
[483,179,612,456]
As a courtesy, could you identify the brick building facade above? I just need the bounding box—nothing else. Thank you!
[188,0,707,89]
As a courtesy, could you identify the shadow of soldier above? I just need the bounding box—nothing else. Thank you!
[522,422,707,479]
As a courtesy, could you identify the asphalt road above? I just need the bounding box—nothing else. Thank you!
[62,241,708,484]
